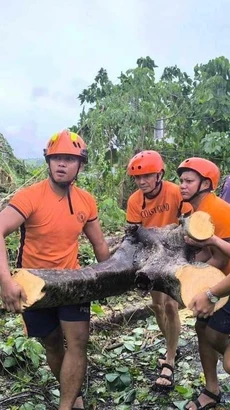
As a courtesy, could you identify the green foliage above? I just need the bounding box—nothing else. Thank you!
[20,405,46,410]
[78,241,96,266]
[6,231,20,267]
[98,197,126,232]
[0,317,45,371]
[70,55,230,208]
[105,366,132,391]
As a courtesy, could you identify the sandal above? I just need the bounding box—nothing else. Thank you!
[184,388,221,409]
[153,363,174,392]
[158,347,181,367]
[72,391,84,409]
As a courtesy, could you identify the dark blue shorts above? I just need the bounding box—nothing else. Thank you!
[22,303,90,338]
[197,298,230,334]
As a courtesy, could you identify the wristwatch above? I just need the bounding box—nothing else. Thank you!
[206,290,220,304]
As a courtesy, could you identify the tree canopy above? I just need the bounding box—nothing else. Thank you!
[70,56,230,207]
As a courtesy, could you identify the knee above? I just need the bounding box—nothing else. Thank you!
[65,325,89,353]
[223,359,230,373]
[223,354,230,374]
[195,320,206,336]
[42,328,64,353]
[151,301,165,317]
[164,300,178,318]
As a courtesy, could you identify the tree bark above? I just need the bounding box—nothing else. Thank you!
[4,212,229,312]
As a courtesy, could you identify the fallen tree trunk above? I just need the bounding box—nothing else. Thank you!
[12,236,139,310]
[1,211,229,312]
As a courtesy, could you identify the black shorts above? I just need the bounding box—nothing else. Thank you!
[22,303,90,338]
[197,298,230,334]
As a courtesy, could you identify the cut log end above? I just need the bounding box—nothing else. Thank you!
[185,211,215,241]
[176,264,228,312]
[12,269,46,310]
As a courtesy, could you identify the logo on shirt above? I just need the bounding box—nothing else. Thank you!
[141,203,170,218]
[77,211,87,224]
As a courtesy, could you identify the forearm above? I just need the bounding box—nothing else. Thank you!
[204,255,228,270]
[210,275,230,298]
[195,247,212,263]
[195,241,229,271]
[0,235,12,285]
[93,241,110,262]
[212,236,230,257]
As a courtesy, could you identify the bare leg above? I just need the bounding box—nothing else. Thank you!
[151,291,180,386]
[41,326,65,380]
[223,343,230,373]
[185,322,228,410]
[150,291,167,337]
[58,320,89,410]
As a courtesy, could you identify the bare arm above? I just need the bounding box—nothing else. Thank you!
[185,235,230,270]
[185,234,230,253]
[210,235,230,258]
[83,219,110,262]
[185,235,230,316]
[203,245,229,271]
[0,206,27,312]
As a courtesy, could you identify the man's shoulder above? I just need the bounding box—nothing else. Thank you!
[128,189,142,203]
[12,180,47,199]
[215,195,230,211]
[163,180,179,191]
[72,186,96,202]
[201,193,230,222]
[205,193,230,208]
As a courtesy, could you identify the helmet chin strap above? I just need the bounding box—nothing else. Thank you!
[48,161,82,214]
[142,173,163,209]
[182,178,212,202]
[48,170,73,188]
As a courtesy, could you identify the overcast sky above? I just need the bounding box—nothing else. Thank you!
[1,0,229,158]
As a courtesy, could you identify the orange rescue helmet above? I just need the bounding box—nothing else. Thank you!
[177,157,220,190]
[44,130,88,163]
[127,150,165,176]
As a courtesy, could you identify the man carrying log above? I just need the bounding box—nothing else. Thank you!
[126,150,192,392]
[0,130,110,410]
[177,157,230,410]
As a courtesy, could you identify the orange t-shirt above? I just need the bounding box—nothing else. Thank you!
[197,193,230,275]
[126,181,192,228]
[9,180,98,270]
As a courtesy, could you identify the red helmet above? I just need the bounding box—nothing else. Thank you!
[44,130,88,163]
[127,151,165,176]
[177,157,220,190]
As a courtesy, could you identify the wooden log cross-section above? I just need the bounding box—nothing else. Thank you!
[2,211,229,312]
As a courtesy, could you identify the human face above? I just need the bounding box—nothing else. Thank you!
[179,170,207,201]
[49,154,81,184]
[134,173,159,194]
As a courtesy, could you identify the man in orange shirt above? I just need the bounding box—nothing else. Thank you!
[177,157,230,410]
[0,130,110,410]
[126,150,192,391]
